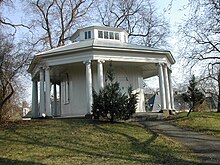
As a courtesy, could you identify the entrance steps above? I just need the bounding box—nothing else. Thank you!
[130,112,165,122]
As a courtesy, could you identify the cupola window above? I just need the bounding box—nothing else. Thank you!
[98,31,103,38]
[98,30,120,41]
[85,31,91,39]
[115,32,119,40]
[104,31,108,39]
[109,32,114,39]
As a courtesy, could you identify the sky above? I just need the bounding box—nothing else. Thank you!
[145,0,190,89]
[2,0,190,103]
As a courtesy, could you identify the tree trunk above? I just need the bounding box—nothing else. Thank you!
[187,107,192,117]
[0,82,14,121]
[217,68,220,112]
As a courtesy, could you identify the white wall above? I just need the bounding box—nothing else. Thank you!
[114,65,145,112]
[60,63,87,117]
[60,62,145,117]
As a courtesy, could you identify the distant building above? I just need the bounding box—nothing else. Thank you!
[22,107,31,117]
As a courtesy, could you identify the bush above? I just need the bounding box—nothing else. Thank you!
[92,66,137,122]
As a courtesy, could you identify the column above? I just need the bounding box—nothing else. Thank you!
[58,83,61,116]
[85,60,93,114]
[32,79,38,118]
[163,64,171,110]
[168,69,175,110]
[53,83,57,116]
[97,60,104,89]
[158,63,166,110]
[39,68,45,116]
[45,67,51,116]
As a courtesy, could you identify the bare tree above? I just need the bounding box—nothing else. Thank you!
[0,31,31,121]
[96,0,170,48]
[24,0,94,49]
[0,0,30,34]
[179,0,220,112]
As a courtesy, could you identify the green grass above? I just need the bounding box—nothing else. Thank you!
[0,119,199,164]
[174,112,220,137]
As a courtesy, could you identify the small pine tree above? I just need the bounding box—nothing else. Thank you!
[92,64,138,122]
[182,75,205,117]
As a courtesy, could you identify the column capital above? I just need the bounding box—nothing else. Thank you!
[163,63,168,68]
[97,59,105,63]
[83,60,92,65]
[39,63,48,70]
[32,77,38,82]
[40,66,44,70]
[45,66,50,70]
[157,62,167,67]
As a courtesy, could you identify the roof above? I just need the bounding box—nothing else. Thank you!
[28,38,175,73]
[36,39,174,59]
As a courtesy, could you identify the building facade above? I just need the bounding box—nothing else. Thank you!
[28,26,175,118]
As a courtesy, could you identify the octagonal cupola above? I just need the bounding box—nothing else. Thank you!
[70,26,129,43]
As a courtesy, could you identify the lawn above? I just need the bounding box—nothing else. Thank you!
[0,118,199,164]
[173,112,220,137]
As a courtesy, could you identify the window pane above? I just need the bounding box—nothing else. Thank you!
[115,33,119,40]
[109,32,114,39]
[88,31,91,39]
[85,31,88,39]
[64,73,69,104]
[98,31,103,38]
[104,31,108,39]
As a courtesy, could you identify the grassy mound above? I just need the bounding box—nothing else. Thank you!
[174,112,220,137]
[0,119,199,164]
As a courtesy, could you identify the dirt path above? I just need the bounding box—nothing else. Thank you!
[141,121,220,164]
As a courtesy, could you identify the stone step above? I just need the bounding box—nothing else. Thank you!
[130,112,165,122]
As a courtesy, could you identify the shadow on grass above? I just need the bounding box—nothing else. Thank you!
[93,122,201,165]
[0,158,44,165]
[0,118,201,165]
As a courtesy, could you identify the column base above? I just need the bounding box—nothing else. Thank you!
[162,110,170,117]
[161,109,176,117]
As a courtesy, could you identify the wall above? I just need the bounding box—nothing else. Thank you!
[60,61,146,117]
[114,66,145,112]
[60,63,87,117]
[102,63,145,112]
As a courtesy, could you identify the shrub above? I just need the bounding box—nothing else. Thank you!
[92,65,137,122]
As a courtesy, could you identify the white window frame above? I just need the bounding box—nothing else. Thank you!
[63,73,70,104]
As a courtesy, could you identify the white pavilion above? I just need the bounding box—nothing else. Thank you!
[28,26,175,118]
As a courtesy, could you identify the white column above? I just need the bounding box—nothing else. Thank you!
[40,68,45,116]
[32,79,38,118]
[58,83,61,116]
[45,67,51,116]
[163,64,171,110]
[53,83,57,116]
[138,77,145,112]
[158,63,166,110]
[97,60,104,89]
[85,60,93,114]
[168,69,175,110]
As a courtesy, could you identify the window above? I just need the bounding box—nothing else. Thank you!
[88,31,91,39]
[85,31,88,39]
[63,73,69,104]
[85,31,91,39]
[104,31,108,39]
[98,30,120,41]
[115,32,119,40]
[98,31,103,38]
[109,32,114,39]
